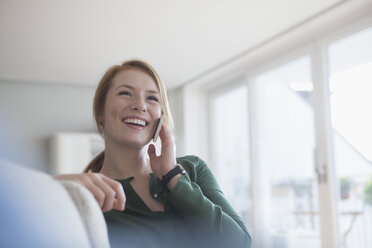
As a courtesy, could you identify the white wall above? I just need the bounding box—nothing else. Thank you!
[0,79,211,173]
[0,80,96,172]
[168,84,210,166]
[0,78,211,173]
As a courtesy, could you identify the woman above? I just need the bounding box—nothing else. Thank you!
[54,60,251,248]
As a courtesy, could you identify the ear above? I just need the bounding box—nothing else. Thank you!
[98,116,104,128]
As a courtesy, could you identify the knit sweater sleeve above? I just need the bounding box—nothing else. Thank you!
[164,155,252,247]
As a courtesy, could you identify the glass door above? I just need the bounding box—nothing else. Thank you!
[210,84,252,226]
[327,27,372,248]
[250,56,321,247]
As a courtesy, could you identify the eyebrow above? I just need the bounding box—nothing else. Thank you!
[117,84,160,94]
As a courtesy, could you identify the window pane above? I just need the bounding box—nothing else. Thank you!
[253,56,320,248]
[211,85,251,226]
[328,26,372,248]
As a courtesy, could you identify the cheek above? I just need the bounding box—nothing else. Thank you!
[104,101,124,121]
[150,106,162,119]
[111,102,122,114]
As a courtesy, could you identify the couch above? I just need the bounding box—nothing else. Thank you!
[0,160,110,248]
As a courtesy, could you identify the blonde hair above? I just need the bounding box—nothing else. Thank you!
[84,59,174,173]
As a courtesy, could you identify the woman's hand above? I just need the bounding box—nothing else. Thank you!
[147,122,177,180]
[53,173,126,212]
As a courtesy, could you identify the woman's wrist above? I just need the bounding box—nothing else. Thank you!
[160,164,176,177]
[166,174,182,190]
[161,164,186,189]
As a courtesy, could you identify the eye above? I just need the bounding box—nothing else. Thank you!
[147,96,159,102]
[118,91,131,96]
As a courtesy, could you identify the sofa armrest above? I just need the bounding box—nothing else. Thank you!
[60,180,110,248]
[0,160,91,248]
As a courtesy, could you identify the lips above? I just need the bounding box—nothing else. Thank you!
[122,116,148,127]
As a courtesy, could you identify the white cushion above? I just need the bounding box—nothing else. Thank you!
[0,160,91,248]
[60,180,110,248]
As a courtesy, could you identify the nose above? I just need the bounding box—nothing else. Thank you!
[130,97,147,112]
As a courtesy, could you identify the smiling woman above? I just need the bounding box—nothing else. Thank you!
[53,59,251,248]
[97,69,162,151]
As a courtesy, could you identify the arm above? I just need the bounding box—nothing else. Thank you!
[147,123,251,246]
[165,156,252,247]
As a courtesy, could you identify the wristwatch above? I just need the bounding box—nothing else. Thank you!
[161,164,186,187]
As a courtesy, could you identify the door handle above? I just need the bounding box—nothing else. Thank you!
[314,147,328,184]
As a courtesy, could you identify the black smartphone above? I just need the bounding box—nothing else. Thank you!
[152,115,164,142]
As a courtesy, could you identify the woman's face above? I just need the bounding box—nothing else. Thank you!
[101,69,162,148]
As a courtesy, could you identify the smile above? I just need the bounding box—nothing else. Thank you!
[122,117,147,127]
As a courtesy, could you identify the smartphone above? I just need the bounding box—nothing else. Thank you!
[152,115,164,142]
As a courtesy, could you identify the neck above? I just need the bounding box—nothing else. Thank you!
[100,142,152,180]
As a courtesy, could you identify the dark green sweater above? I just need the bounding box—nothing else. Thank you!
[104,155,251,248]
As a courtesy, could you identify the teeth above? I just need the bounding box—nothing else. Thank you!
[124,118,146,127]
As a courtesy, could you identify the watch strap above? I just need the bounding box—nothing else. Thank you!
[161,165,186,188]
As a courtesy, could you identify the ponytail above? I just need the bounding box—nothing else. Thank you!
[83,151,105,173]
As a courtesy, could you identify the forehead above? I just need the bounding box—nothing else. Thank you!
[111,68,159,92]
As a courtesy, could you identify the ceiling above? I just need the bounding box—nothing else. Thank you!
[0,0,341,90]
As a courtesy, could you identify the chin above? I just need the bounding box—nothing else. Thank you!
[121,137,152,148]
[107,132,152,149]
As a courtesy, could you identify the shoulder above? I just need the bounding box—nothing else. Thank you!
[176,155,207,169]
[176,155,209,182]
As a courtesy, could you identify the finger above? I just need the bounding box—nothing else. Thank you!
[159,124,176,158]
[84,181,106,208]
[113,199,124,211]
[101,176,126,211]
[90,178,117,212]
[147,144,157,160]
[159,122,173,147]
[158,129,168,157]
